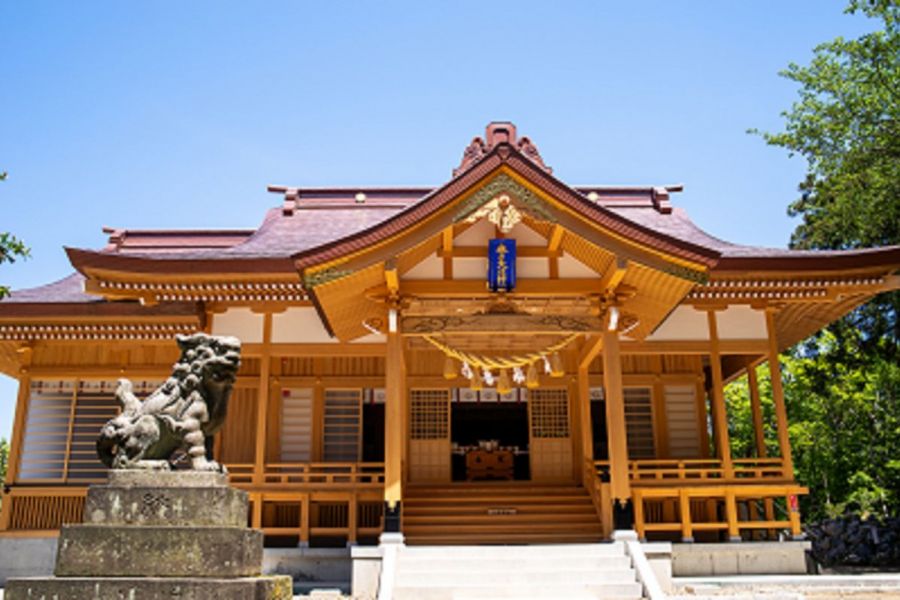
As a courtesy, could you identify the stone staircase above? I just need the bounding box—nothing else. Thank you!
[391,542,643,600]
[403,483,605,545]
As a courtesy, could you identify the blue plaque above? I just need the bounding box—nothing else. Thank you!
[488,239,516,292]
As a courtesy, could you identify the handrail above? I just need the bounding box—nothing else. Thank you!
[592,457,788,483]
[225,461,386,486]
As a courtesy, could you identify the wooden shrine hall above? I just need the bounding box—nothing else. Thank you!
[1,122,899,547]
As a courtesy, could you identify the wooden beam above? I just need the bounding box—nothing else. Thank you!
[403,314,605,336]
[747,365,767,458]
[242,343,386,357]
[384,260,400,296]
[253,313,273,485]
[620,339,769,355]
[547,224,565,252]
[383,278,603,298]
[437,246,562,258]
[706,310,734,478]
[442,227,453,280]
[548,225,565,280]
[766,309,794,476]
[602,330,631,508]
[600,257,628,294]
[578,334,603,370]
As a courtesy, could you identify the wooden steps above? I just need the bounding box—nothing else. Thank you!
[403,483,605,545]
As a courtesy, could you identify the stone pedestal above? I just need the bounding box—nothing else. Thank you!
[5,471,292,600]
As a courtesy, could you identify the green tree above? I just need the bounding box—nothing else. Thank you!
[754,0,900,359]
[747,0,900,520]
[0,170,30,298]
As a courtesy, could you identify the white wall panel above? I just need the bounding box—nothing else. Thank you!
[211,307,264,344]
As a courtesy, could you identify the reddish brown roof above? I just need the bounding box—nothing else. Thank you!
[5,122,898,300]
[0,273,201,319]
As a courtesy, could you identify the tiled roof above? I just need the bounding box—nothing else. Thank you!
[6,122,900,305]
[2,273,98,304]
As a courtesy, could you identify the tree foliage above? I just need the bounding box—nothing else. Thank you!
[755,0,900,359]
[0,171,30,298]
[743,0,900,522]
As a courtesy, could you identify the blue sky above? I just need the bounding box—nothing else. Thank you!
[0,1,876,440]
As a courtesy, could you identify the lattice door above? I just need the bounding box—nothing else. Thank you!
[408,389,451,482]
[529,388,574,481]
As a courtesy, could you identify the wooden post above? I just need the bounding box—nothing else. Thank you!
[765,309,794,477]
[578,335,603,489]
[679,489,693,542]
[706,310,734,479]
[253,314,273,485]
[747,365,767,459]
[633,490,645,541]
[0,355,31,530]
[383,307,405,533]
[347,492,358,546]
[602,329,632,530]
[577,365,594,487]
[725,489,740,541]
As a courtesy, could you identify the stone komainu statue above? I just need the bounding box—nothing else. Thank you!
[96,333,241,472]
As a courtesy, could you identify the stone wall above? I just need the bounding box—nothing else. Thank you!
[672,541,811,576]
[807,515,900,567]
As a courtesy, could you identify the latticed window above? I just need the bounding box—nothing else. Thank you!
[323,389,362,462]
[530,388,569,439]
[19,380,161,483]
[280,387,313,462]
[409,389,449,440]
[624,387,655,459]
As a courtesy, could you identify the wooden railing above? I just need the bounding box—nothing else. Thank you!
[1,462,386,544]
[587,458,805,541]
[583,459,612,535]
[594,458,789,484]
[0,487,87,536]
[226,462,386,487]
[632,484,806,541]
[225,462,387,543]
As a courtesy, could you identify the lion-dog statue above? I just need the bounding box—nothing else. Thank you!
[96,333,241,472]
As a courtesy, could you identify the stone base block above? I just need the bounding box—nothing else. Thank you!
[107,469,229,488]
[672,541,812,576]
[5,575,293,600]
[85,483,248,527]
[56,524,263,577]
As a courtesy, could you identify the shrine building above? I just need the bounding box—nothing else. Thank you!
[1,122,899,558]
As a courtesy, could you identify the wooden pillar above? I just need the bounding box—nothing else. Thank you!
[383,307,405,533]
[577,335,602,488]
[0,352,32,530]
[253,313,273,485]
[765,309,794,477]
[576,365,593,485]
[747,365,767,459]
[602,329,632,530]
[706,310,734,479]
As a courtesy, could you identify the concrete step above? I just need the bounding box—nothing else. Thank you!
[395,567,636,586]
[393,582,644,600]
[396,555,632,572]
[403,532,607,545]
